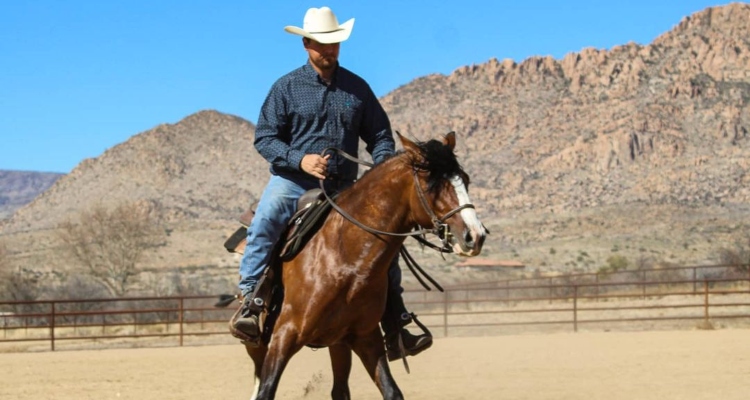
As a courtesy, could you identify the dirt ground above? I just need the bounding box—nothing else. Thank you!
[1,329,749,400]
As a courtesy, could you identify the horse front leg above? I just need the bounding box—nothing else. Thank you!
[329,343,352,400]
[351,328,403,400]
[255,322,303,400]
[244,343,267,400]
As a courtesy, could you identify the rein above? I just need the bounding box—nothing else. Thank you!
[320,171,446,239]
[318,148,475,292]
[319,148,474,244]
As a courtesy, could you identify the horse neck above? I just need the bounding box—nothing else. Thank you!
[335,157,416,237]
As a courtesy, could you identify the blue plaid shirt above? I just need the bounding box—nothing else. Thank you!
[254,62,395,183]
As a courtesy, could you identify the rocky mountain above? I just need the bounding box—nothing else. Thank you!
[380,2,750,270]
[2,111,266,232]
[0,171,63,220]
[1,4,749,287]
[383,3,750,210]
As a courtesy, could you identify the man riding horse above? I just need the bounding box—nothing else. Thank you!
[233,5,431,361]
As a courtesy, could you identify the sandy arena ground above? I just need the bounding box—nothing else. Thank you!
[1,329,749,400]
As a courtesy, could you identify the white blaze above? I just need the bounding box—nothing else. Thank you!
[450,175,483,233]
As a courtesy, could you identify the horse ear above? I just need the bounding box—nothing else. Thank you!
[396,131,419,154]
[443,131,456,150]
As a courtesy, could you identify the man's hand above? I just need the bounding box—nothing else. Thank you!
[300,154,330,179]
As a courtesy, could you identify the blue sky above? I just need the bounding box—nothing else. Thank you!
[0,0,727,173]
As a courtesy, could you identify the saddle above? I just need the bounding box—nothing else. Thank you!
[224,189,333,344]
[223,189,332,259]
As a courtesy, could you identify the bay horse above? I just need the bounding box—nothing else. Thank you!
[245,131,487,399]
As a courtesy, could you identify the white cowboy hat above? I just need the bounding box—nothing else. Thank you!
[284,7,354,44]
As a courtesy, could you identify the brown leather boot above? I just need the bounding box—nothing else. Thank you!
[232,292,261,339]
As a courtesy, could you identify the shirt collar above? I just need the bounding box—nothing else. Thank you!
[303,61,340,86]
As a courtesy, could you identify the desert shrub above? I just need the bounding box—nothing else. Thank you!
[718,236,750,273]
[0,247,40,304]
[57,202,166,297]
[51,275,112,324]
[646,261,688,282]
[598,254,630,275]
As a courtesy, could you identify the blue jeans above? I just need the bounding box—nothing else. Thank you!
[238,174,403,297]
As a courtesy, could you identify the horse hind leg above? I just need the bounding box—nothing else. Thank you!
[351,329,403,400]
[255,323,304,399]
[329,343,352,400]
[245,343,267,400]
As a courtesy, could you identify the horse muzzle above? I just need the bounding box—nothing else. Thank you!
[451,226,487,256]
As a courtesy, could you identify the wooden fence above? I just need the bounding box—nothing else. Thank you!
[1,264,749,351]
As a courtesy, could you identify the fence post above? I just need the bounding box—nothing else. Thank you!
[573,286,578,333]
[641,270,646,299]
[693,267,698,294]
[179,298,184,346]
[703,279,710,324]
[443,291,448,338]
[50,302,56,351]
[548,278,553,303]
[595,274,599,301]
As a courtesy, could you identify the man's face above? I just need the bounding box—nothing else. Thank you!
[304,38,340,72]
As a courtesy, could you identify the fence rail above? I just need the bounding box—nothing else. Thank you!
[2,264,749,351]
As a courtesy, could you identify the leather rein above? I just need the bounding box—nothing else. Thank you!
[317,148,476,291]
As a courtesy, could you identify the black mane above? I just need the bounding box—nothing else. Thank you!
[352,135,469,194]
[412,138,468,193]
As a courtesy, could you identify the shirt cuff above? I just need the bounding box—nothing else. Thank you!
[372,149,394,165]
[288,149,306,171]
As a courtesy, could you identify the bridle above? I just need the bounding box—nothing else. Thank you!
[411,171,476,248]
[319,148,476,252]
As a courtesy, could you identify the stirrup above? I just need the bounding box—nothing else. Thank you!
[229,295,263,345]
[408,313,432,338]
[385,313,433,369]
[386,328,433,361]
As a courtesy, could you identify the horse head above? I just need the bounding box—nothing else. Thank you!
[398,131,488,256]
